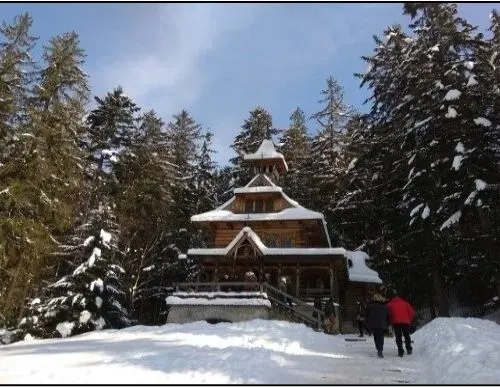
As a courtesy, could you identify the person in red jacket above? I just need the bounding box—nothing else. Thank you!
[387,294,415,357]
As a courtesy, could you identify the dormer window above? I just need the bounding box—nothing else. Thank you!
[244,199,274,213]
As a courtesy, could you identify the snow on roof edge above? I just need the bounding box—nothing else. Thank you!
[346,250,382,284]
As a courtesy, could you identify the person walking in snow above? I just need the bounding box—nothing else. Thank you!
[355,300,367,337]
[278,277,293,307]
[387,293,415,357]
[366,293,389,358]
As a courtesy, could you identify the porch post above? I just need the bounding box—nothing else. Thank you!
[296,265,300,297]
[329,263,335,299]
[259,257,264,283]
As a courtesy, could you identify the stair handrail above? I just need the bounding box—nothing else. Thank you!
[261,282,325,330]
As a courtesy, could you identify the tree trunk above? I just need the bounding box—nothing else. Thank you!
[424,223,449,317]
[432,257,450,317]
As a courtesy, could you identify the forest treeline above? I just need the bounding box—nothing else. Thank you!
[1,3,499,340]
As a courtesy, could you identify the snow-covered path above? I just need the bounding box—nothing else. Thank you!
[1,317,499,384]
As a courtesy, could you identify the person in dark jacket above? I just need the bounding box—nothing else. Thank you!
[387,295,415,357]
[356,300,372,337]
[365,293,389,358]
[313,296,322,318]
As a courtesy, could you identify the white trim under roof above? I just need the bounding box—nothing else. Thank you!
[234,186,283,194]
[190,207,325,222]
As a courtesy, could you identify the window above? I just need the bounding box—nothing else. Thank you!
[255,200,263,213]
[282,236,292,248]
[348,259,353,268]
[244,201,253,213]
[268,165,273,173]
[264,234,277,247]
[265,199,274,212]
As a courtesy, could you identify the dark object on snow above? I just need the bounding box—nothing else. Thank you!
[345,338,367,342]
[312,297,322,318]
[205,318,232,324]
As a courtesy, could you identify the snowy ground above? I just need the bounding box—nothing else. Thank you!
[1,317,499,384]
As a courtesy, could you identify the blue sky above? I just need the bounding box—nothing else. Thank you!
[1,3,498,166]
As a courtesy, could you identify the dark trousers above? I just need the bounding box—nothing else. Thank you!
[372,328,385,353]
[357,320,371,336]
[357,320,364,336]
[393,323,412,353]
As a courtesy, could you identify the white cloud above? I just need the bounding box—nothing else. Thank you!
[92,4,258,114]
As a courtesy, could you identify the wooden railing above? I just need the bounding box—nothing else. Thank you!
[173,281,325,330]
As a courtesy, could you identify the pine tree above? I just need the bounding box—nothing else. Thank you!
[86,86,140,173]
[230,106,281,186]
[213,166,235,206]
[0,13,38,326]
[1,29,89,323]
[0,13,37,163]
[280,107,311,204]
[308,77,355,237]
[166,110,203,222]
[192,130,217,214]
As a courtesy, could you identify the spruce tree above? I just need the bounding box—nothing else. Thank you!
[279,107,311,204]
[20,203,129,339]
[307,77,356,242]
[230,106,280,186]
[1,29,89,323]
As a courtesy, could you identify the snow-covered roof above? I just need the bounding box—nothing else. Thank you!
[166,291,271,307]
[191,180,326,223]
[190,207,325,223]
[243,140,289,171]
[346,251,382,284]
[234,186,283,194]
[188,226,345,257]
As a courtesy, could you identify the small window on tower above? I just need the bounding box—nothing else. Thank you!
[265,199,274,212]
[282,236,292,247]
[245,201,253,213]
[255,200,263,213]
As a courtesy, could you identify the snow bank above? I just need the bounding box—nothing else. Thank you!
[414,317,500,384]
[1,318,500,384]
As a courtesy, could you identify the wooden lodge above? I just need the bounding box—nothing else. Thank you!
[183,139,382,332]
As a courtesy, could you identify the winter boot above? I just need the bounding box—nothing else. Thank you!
[398,349,404,357]
[377,351,384,358]
[406,348,412,355]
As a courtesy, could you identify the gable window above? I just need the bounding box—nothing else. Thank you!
[245,201,253,213]
[254,200,263,213]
